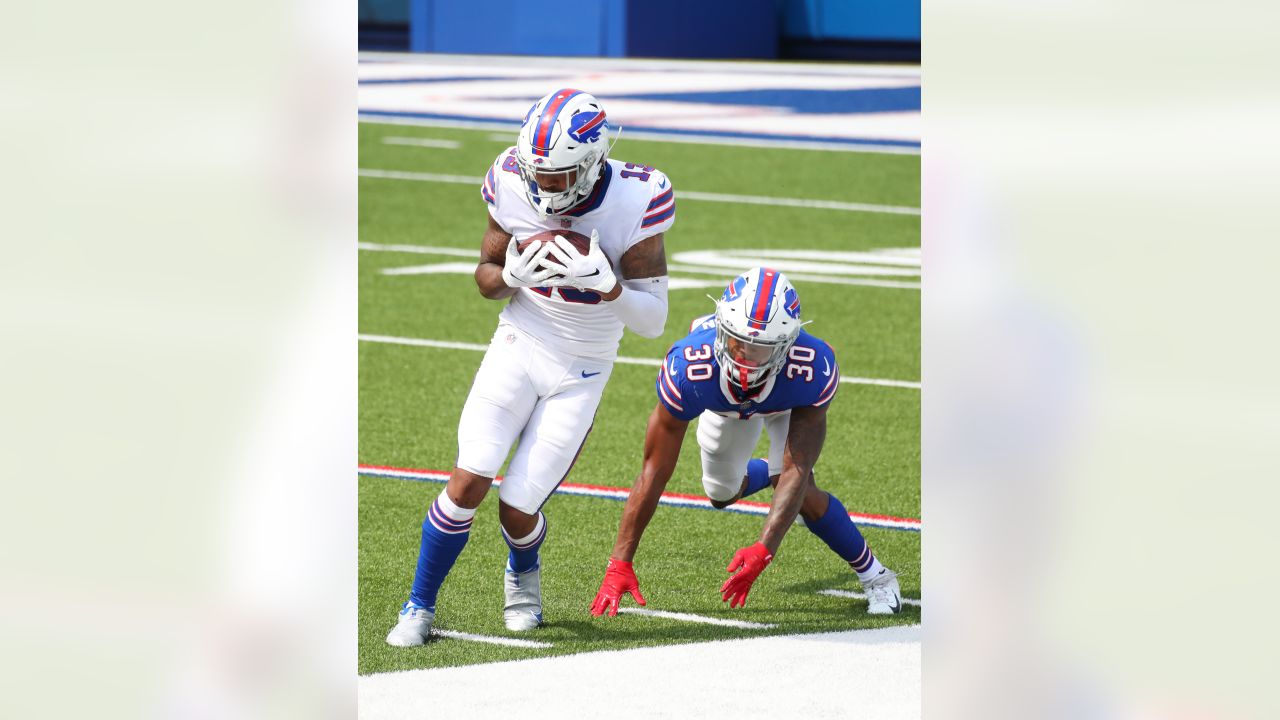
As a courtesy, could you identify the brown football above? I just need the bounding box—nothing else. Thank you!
[515,229,591,256]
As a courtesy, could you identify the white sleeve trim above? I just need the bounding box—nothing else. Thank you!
[607,276,669,339]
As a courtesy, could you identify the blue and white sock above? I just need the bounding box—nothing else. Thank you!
[408,491,476,610]
[804,492,886,584]
[742,458,772,498]
[502,512,547,574]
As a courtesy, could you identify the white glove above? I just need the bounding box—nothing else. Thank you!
[501,237,560,288]
[542,229,618,294]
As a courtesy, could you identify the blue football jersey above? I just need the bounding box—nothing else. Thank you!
[656,315,841,421]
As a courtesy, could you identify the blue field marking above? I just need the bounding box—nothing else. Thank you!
[613,87,920,115]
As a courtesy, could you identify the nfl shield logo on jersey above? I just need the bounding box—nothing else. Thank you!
[560,218,573,228]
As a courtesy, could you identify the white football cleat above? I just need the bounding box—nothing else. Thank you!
[503,563,543,631]
[385,602,435,647]
[863,568,903,615]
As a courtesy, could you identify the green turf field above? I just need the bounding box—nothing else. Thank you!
[358,121,920,674]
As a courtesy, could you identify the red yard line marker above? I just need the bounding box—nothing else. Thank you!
[358,463,921,531]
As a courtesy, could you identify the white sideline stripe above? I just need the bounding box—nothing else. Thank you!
[357,333,921,390]
[616,607,777,630]
[382,136,462,149]
[358,51,922,77]
[818,589,922,607]
[433,629,553,649]
[357,168,920,216]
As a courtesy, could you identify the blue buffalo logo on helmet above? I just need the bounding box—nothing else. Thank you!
[723,275,748,302]
[783,287,801,319]
[568,110,608,143]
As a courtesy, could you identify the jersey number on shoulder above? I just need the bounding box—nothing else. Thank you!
[501,150,519,175]
[784,346,817,382]
[619,163,654,181]
[684,344,713,381]
[530,286,601,304]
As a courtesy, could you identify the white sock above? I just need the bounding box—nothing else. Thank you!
[435,490,477,522]
[856,558,887,585]
[502,512,546,546]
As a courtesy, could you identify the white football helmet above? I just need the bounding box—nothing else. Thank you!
[715,268,805,391]
[515,89,612,216]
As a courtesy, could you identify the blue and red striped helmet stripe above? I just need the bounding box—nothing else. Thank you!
[748,269,778,329]
[532,88,583,157]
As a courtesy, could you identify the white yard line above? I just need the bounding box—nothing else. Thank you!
[358,243,921,290]
[483,128,922,155]
[363,117,919,155]
[679,189,919,216]
[616,607,777,630]
[359,333,489,354]
[382,136,462,149]
[357,333,921,389]
[358,625,921,719]
[818,589,922,607]
[359,167,479,184]
[357,167,920,216]
[432,629,553,649]
[666,263,921,290]
[358,242,476,257]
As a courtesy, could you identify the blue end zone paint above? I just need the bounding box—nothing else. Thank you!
[614,87,920,115]
[357,109,920,149]
[359,75,561,85]
[360,469,921,533]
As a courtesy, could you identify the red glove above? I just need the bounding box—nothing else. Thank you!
[590,558,647,617]
[720,542,774,608]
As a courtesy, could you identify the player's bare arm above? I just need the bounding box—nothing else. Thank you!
[474,214,517,299]
[610,401,688,562]
[618,232,667,281]
[591,401,686,617]
[759,403,828,553]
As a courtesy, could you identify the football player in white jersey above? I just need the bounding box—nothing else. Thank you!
[387,89,675,646]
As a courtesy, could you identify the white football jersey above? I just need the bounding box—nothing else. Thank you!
[481,147,676,358]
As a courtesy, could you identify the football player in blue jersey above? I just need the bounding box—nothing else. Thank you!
[590,267,903,615]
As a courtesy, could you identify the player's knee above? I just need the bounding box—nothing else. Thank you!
[498,500,539,537]
[447,467,493,508]
[703,476,740,505]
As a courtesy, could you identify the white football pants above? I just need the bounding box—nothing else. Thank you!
[696,410,791,502]
[455,322,614,515]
